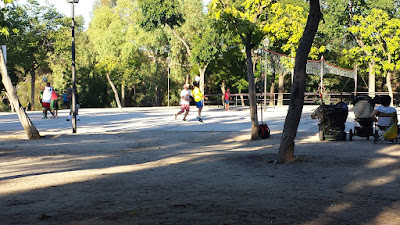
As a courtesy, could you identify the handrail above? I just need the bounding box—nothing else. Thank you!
[204,92,400,106]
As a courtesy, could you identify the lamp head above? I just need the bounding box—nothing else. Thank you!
[263,37,270,48]
[67,0,79,3]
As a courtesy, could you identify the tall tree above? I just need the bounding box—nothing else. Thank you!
[1,48,40,139]
[349,8,400,104]
[210,0,274,140]
[88,5,125,110]
[5,0,64,110]
[264,2,308,105]
[139,0,219,96]
[278,0,321,163]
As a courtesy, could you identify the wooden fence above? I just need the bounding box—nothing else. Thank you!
[204,92,400,107]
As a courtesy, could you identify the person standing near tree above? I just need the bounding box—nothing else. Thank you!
[175,84,192,121]
[224,88,231,111]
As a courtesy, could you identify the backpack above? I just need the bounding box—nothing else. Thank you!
[258,123,270,139]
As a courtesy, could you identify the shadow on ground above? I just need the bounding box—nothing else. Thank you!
[0,129,399,224]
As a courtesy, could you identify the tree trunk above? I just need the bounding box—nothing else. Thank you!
[386,71,394,106]
[106,72,123,111]
[278,0,321,163]
[30,71,35,111]
[170,27,209,98]
[121,84,125,107]
[368,61,375,97]
[269,72,275,106]
[278,72,285,106]
[1,49,40,139]
[240,93,245,106]
[221,80,226,107]
[244,34,259,140]
[199,65,207,97]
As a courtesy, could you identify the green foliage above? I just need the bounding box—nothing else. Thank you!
[210,0,272,48]
[3,0,400,111]
[138,0,185,30]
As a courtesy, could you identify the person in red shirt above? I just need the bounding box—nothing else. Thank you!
[224,88,231,111]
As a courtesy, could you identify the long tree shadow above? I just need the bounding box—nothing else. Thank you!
[0,129,399,224]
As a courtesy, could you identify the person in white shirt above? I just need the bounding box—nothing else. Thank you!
[370,95,398,129]
[174,84,192,121]
[40,82,55,119]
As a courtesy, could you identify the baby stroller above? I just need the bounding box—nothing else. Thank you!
[348,96,375,141]
[311,101,348,141]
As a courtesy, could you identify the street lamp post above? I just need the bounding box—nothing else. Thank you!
[262,37,270,111]
[166,57,170,107]
[67,0,79,133]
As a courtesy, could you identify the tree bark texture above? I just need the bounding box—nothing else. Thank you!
[0,49,40,139]
[278,0,321,163]
[240,93,245,106]
[368,61,375,97]
[386,54,394,106]
[244,34,259,140]
[30,72,35,111]
[278,73,285,106]
[199,65,207,97]
[121,84,125,107]
[221,80,226,106]
[386,71,393,106]
[106,72,123,111]
[269,72,275,106]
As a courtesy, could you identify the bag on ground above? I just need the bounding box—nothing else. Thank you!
[259,123,270,139]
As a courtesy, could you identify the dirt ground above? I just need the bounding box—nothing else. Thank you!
[1,107,400,225]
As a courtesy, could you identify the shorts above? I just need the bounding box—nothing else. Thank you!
[225,99,229,104]
[195,100,203,108]
[180,104,190,112]
[51,100,59,110]
[42,102,50,108]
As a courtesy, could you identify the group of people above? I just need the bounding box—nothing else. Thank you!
[174,78,232,122]
[39,78,79,121]
[174,81,207,122]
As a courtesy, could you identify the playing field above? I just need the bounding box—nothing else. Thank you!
[1,105,399,225]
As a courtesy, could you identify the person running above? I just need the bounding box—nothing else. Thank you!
[175,84,192,121]
[224,88,231,111]
[40,82,55,119]
[192,79,207,123]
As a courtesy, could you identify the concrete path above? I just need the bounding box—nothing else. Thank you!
[0,105,387,137]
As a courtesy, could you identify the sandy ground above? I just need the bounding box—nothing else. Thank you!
[0,105,400,225]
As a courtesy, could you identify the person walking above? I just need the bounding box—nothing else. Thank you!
[50,90,59,118]
[192,79,207,122]
[175,84,192,121]
[224,88,231,111]
[40,82,55,119]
